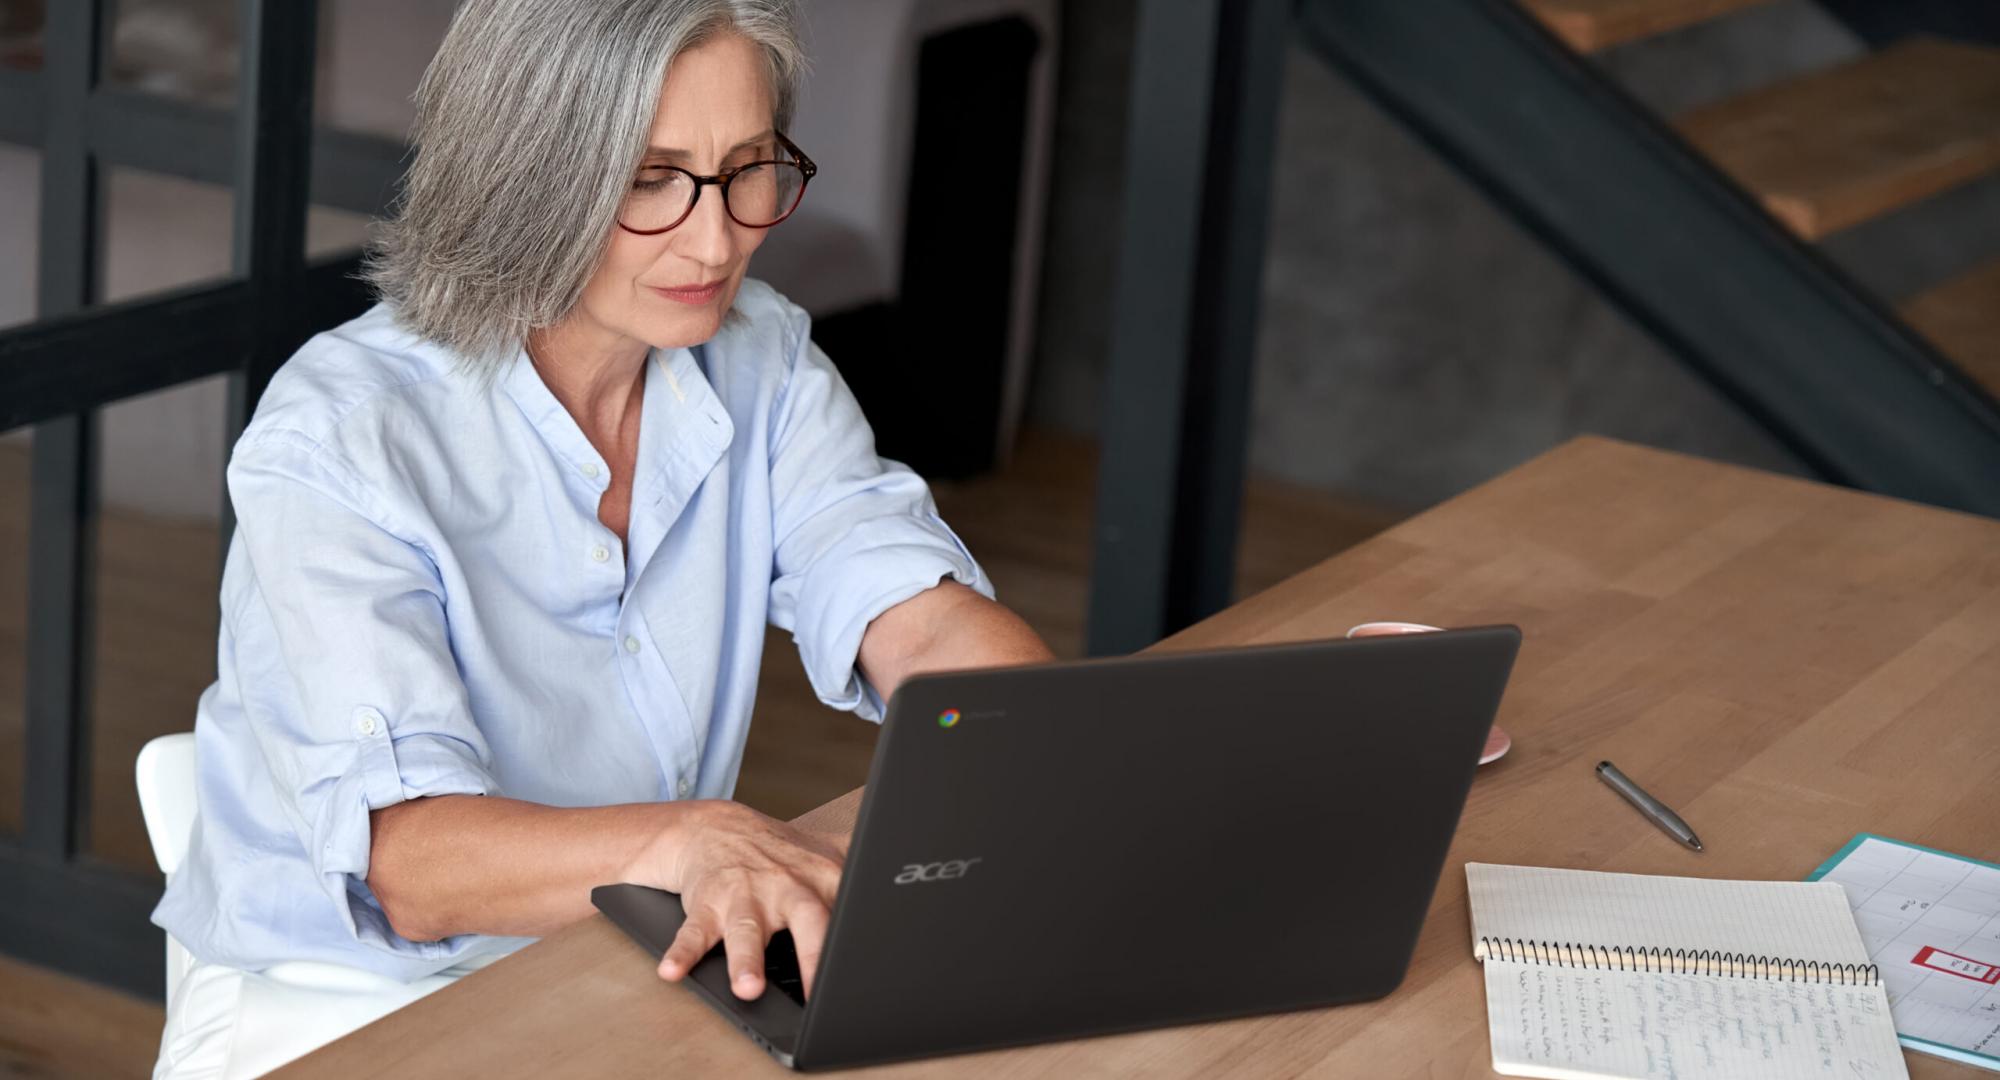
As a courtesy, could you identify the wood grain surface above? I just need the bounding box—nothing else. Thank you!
[1678,37,2000,239]
[1904,255,2000,404]
[1518,0,1776,53]
[279,436,1999,1078]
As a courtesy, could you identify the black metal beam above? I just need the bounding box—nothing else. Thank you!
[1298,0,2000,516]
[1085,0,1225,656]
[84,87,236,192]
[23,419,98,857]
[27,7,96,313]
[230,0,321,414]
[0,282,255,432]
[22,0,105,862]
[0,68,42,144]
[221,0,323,545]
[0,0,374,1000]
[301,253,382,330]
[1815,0,2000,47]
[0,257,371,432]
[0,843,165,1000]
[1086,0,1294,654]
[0,73,404,219]
[310,125,412,224]
[1166,0,1290,631]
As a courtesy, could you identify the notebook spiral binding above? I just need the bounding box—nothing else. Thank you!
[1476,937,1881,986]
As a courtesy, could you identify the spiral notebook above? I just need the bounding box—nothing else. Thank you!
[1466,862,1909,1080]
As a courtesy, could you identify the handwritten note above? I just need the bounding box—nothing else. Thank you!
[1484,961,1909,1080]
[1812,835,2000,1069]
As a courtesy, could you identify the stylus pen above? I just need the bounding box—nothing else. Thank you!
[1596,760,1704,852]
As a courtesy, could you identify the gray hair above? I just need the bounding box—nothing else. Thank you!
[364,0,806,367]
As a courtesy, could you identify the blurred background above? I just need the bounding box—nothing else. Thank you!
[3,0,1999,1073]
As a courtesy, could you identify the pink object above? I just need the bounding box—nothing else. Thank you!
[1345,620,1513,765]
[1344,621,1445,637]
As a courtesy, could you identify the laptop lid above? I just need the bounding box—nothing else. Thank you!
[792,626,1519,1070]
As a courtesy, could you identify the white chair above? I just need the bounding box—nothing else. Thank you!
[136,731,202,1001]
[133,732,497,1075]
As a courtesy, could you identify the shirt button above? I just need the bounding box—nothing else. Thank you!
[590,544,610,563]
[624,635,641,654]
[353,707,383,737]
[677,777,692,798]
[581,461,601,479]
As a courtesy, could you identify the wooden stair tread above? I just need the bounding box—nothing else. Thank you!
[1903,258,2000,400]
[1677,38,2000,239]
[1520,0,1776,52]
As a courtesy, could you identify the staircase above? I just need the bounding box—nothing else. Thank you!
[1525,0,1776,51]
[1675,37,2000,241]
[1301,0,2000,515]
[1904,257,2000,397]
[1530,0,2000,454]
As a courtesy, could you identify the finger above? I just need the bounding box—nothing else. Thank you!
[785,899,832,1000]
[721,910,771,1000]
[659,917,718,982]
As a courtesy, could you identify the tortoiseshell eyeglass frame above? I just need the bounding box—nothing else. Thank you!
[616,131,818,235]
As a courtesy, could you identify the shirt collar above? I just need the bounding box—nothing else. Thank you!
[647,344,735,511]
[498,342,735,515]
[500,346,609,493]
[634,346,734,586]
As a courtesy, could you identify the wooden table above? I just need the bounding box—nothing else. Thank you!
[280,437,2000,1078]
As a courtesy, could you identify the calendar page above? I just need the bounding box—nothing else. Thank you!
[1811,834,2000,1072]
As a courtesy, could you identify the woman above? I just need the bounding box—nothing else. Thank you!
[151,1,1053,1074]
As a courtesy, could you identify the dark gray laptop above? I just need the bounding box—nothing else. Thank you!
[593,626,1520,1070]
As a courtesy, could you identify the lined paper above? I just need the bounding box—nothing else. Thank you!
[1468,863,1870,964]
[1484,961,1908,1080]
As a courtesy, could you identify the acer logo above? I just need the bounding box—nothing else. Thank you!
[893,858,983,884]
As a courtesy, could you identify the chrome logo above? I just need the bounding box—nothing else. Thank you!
[937,709,961,728]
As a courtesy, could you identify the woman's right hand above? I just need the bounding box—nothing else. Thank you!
[622,799,847,1002]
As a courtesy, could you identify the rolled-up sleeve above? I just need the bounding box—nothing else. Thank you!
[225,429,495,956]
[765,327,994,721]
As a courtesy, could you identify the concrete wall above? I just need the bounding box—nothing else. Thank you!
[17,0,2000,520]
[5,0,1059,521]
[1026,1,2000,511]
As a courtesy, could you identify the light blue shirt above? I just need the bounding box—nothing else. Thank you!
[153,279,992,980]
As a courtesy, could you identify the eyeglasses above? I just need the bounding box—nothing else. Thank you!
[616,131,817,235]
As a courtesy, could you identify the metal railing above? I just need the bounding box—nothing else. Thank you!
[0,0,382,998]
[1086,0,2000,655]
[9,0,2000,997]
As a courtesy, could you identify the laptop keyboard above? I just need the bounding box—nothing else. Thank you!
[764,929,807,1005]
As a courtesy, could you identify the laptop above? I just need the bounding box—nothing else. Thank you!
[593,626,1520,1070]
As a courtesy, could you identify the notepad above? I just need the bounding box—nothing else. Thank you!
[1808,835,2000,1072]
[1466,862,1909,1079]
